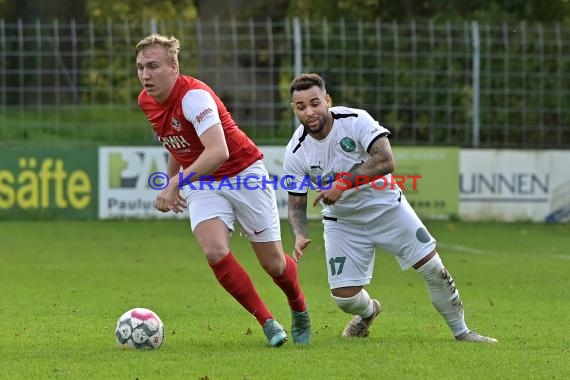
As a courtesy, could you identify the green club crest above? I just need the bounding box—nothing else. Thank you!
[339,137,356,152]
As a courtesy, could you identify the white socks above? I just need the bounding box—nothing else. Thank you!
[332,289,375,318]
[330,254,469,336]
[416,254,468,336]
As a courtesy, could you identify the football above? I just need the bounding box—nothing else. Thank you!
[115,308,164,350]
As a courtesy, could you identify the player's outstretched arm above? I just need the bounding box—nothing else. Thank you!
[287,194,311,263]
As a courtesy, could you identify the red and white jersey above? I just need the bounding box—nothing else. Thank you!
[138,75,263,179]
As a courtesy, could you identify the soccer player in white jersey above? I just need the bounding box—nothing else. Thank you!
[283,73,496,343]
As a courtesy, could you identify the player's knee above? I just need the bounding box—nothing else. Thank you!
[331,289,371,315]
[412,249,437,270]
[259,258,285,277]
[251,242,286,276]
[202,244,230,263]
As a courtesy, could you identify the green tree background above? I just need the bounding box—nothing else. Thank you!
[1,0,568,147]
[1,0,569,23]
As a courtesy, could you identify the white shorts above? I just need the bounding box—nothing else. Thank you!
[183,160,281,243]
[323,196,436,289]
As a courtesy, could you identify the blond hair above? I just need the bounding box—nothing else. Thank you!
[135,34,180,64]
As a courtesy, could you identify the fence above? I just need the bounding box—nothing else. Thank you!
[0,18,568,148]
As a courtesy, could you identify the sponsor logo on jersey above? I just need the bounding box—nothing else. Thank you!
[196,107,214,124]
[339,137,356,152]
[157,135,191,150]
[171,117,182,132]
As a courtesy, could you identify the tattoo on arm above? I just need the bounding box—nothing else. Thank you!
[344,137,394,184]
[288,195,309,239]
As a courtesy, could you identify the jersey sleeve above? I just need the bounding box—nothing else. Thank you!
[355,110,391,153]
[181,89,222,136]
[283,148,309,195]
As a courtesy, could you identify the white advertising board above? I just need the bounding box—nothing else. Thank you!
[98,147,570,223]
[98,147,186,219]
[459,150,570,222]
[97,146,318,220]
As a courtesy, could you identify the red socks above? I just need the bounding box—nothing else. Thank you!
[209,252,272,326]
[272,254,307,312]
[209,252,307,325]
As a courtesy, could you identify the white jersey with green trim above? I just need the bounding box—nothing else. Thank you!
[283,106,402,223]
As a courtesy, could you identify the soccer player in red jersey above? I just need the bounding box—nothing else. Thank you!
[135,34,310,346]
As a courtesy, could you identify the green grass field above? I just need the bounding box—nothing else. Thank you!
[1,220,569,379]
[0,106,292,147]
